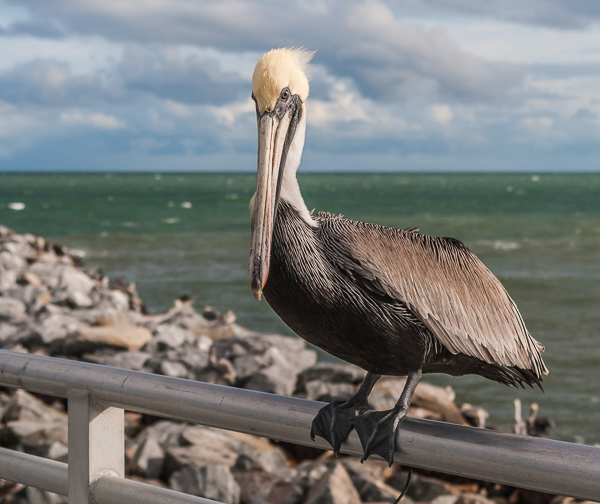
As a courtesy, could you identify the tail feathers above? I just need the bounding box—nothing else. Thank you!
[490,365,545,392]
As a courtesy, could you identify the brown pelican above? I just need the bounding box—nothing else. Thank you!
[248,47,548,466]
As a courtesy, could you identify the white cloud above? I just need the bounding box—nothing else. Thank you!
[521,116,554,130]
[208,98,254,127]
[0,35,121,73]
[431,104,454,125]
[444,20,600,66]
[0,0,600,171]
[163,99,192,118]
[308,75,371,128]
[61,110,125,129]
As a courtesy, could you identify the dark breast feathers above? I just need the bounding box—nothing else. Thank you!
[264,203,547,387]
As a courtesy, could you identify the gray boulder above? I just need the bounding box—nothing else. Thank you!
[131,436,165,480]
[160,360,188,378]
[388,471,452,503]
[169,464,240,504]
[343,459,402,503]
[303,462,361,504]
[153,324,195,350]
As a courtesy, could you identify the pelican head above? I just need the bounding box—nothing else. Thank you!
[249,47,314,300]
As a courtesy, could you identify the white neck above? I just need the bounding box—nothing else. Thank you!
[279,112,317,227]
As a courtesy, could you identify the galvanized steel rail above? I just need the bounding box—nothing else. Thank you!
[0,349,599,502]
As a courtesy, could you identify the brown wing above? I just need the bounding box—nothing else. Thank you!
[318,215,548,378]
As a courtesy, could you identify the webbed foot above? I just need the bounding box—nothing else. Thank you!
[310,399,372,454]
[352,405,407,467]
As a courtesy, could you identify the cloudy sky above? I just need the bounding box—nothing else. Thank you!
[1,1,600,172]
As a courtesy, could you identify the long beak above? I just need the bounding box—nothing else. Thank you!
[249,109,293,300]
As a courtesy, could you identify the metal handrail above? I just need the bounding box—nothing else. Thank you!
[0,350,599,502]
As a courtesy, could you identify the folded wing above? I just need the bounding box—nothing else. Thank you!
[318,215,548,379]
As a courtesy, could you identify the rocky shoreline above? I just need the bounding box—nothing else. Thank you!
[0,225,577,504]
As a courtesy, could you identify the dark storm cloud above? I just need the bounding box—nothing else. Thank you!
[0,48,248,107]
[0,19,65,38]
[382,0,600,30]
[322,3,525,101]
[118,47,248,105]
[0,59,117,106]
[3,0,525,103]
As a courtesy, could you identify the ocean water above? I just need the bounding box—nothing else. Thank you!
[1,173,599,445]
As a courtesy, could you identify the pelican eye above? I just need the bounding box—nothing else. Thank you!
[280,87,291,101]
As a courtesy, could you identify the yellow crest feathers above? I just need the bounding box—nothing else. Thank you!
[252,47,315,114]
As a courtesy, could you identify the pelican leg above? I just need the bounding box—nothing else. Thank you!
[352,369,422,467]
[310,372,381,455]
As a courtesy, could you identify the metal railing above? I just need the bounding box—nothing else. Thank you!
[0,349,599,503]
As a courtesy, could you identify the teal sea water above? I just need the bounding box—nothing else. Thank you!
[1,173,599,445]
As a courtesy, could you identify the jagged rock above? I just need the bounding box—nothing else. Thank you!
[169,464,240,504]
[103,350,151,371]
[233,470,282,504]
[0,391,14,418]
[46,440,69,461]
[268,346,317,374]
[2,390,68,459]
[296,363,366,401]
[178,348,210,376]
[0,252,27,278]
[206,323,238,341]
[290,461,329,489]
[302,381,357,402]
[223,430,289,475]
[3,285,42,312]
[234,469,303,504]
[167,426,288,475]
[153,324,195,350]
[213,334,306,362]
[208,355,238,385]
[388,471,452,503]
[0,479,23,502]
[21,271,43,287]
[166,442,238,472]
[0,297,27,321]
[303,462,361,504]
[244,364,298,396]
[3,391,68,458]
[50,265,96,307]
[343,459,399,503]
[99,289,131,313]
[253,480,304,504]
[63,324,153,354]
[3,389,66,424]
[124,412,143,438]
[131,436,165,479]
[455,493,498,504]
[8,419,68,455]
[0,321,23,344]
[129,421,186,454]
[232,353,268,381]
[160,360,188,378]
[240,341,316,396]
[432,497,459,504]
[38,312,82,345]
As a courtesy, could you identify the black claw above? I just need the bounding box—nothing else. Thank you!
[352,408,406,466]
[311,399,373,454]
[310,401,343,447]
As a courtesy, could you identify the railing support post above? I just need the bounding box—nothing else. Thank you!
[68,389,124,504]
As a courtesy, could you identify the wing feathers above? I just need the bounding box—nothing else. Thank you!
[318,217,548,378]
